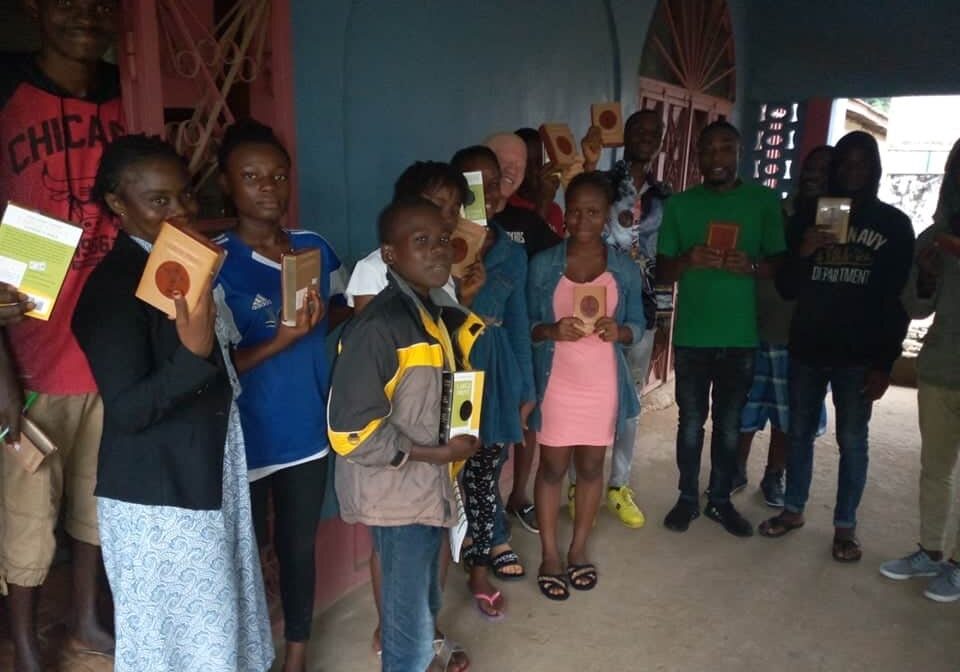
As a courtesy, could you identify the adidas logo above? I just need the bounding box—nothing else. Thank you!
[251,294,272,311]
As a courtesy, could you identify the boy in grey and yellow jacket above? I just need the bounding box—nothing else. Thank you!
[327,198,483,670]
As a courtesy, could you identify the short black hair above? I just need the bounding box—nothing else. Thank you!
[624,109,663,136]
[217,118,291,171]
[392,161,470,206]
[564,171,615,206]
[92,134,186,206]
[377,196,441,244]
[514,127,540,146]
[450,145,500,173]
[698,120,741,145]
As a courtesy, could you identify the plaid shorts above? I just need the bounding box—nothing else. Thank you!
[740,344,827,435]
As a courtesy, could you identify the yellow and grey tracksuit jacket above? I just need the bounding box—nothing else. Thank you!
[328,271,484,528]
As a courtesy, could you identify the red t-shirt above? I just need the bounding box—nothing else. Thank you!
[508,193,565,238]
[0,55,124,394]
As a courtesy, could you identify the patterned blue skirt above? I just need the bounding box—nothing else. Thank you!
[97,402,274,672]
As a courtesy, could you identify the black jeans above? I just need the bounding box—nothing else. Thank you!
[674,347,755,505]
[250,456,328,642]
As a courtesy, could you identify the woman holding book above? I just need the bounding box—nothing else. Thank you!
[449,145,536,621]
[527,171,646,601]
[71,134,273,671]
[212,119,350,672]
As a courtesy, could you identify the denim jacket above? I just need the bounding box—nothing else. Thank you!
[526,241,647,437]
[468,223,535,445]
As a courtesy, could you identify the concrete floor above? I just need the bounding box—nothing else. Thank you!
[301,385,960,672]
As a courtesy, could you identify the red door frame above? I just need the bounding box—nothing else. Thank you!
[116,0,371,619]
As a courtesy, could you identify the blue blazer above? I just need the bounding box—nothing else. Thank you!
[526,241,647,437]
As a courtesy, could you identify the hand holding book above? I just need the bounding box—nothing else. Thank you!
[173,288,216,359]
[799,227,838,257]
[0,282,34,326]
[274,287,323,349]
[686,245,725,270]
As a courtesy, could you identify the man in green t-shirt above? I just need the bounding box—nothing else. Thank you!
[656,120,786,537]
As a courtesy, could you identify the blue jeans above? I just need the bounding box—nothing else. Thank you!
[491,445,510,547]
[784,360,872,528]
[674,347,755,505]
[370,525,443,672]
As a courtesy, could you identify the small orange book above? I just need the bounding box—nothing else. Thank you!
[281,248,322,326]
[135,222,227,318]
[707,221,740,251]
[450,218,487,279]
[573,285,606,335]
[539,123,581,167]
[591,102,624,147]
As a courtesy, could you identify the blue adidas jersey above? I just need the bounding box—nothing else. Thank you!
[214,229,348,473]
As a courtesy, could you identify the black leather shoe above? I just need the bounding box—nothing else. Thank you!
[663,498,701,532]
[704,501,754,537]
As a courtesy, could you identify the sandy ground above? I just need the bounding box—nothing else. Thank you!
[300,385,960,672]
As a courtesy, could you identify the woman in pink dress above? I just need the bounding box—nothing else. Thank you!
[528,172,647,600]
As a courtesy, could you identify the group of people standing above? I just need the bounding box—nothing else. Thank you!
[1,3,959,672]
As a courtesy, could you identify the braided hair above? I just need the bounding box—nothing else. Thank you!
[217,118,290,171]
[92,134,186,206]
[564,170,615,207]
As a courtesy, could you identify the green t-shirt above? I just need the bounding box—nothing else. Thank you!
[658,181,786,347]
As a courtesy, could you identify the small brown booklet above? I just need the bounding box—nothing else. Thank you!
[573,285,606,335]
[591,102,624,147]
[280,248,322,326]
[4,417,58,474]
[707,221,740,251]
[136,222,227,318]
[539,123,581,167]
[450,218,487,279]
[815,197,852,243]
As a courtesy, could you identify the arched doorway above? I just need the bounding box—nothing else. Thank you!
[638,0,735,190]
[637,0,736,392]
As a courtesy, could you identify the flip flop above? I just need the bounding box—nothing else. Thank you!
[566,563,598,591]
[537,573,570,601]
[491,549,526,581]
[832,536,862,563]
[758,514,805,538]
[472,590,506,622]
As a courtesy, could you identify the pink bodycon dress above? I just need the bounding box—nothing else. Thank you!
[537,271,619,448]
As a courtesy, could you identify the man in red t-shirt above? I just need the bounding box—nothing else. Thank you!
[0,2,123,670]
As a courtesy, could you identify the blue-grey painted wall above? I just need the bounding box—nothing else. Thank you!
[290,0,750,263]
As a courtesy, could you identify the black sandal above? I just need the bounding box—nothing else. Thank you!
[566,563,598,591]
[491,550,525,581]
[758,514,805,538]
[832,536,862,563]
[536,573,570,601]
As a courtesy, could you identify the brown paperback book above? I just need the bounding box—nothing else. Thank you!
[135,222,226,318]
[450,218,487,278]
[573,284,606,335]
[281,248,322,326]
[539,123,581,166]
[591,102,624,147]
[815,197,852,243]
[707,221,740,251]
[4,417,58,474]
